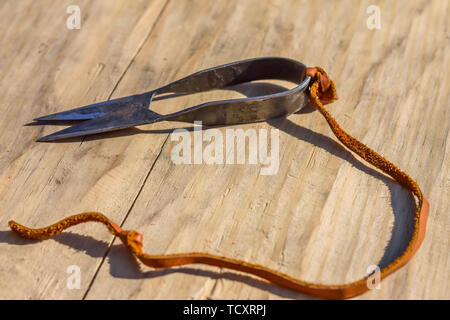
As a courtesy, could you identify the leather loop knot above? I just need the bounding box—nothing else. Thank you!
[306,67,338,104]
[124,230,144,253]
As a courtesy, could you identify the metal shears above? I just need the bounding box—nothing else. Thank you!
[33,57,311,141]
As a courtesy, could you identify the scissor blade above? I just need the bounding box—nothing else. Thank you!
[34,93,151,121]
[37,105,161,142]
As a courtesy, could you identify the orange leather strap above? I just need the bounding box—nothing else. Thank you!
[9,67,429,299]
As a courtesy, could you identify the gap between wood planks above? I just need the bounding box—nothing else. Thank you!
[82,0,171,299]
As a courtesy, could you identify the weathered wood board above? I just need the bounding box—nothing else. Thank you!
[0,0,448,299]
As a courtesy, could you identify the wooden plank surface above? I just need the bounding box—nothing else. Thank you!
[0,0,448,300]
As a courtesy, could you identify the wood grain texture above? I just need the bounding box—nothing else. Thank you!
[0,0,448,300]
[0,0,169,299]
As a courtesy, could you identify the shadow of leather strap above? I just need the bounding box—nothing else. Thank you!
[8,67,429,299]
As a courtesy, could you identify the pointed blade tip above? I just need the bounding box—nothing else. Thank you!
[36,136,52,142]
[33,114,64,122]
[36,133,65,142]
